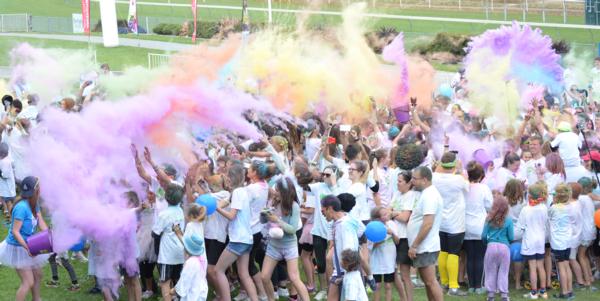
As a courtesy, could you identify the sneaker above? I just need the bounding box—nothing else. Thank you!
[72,251,88,262]
[501,297,510,301]
[88,286,101,294]
[486,297,495,301]
[314,290,327,300]
[67,284,80,291]
[46,280,59,288]
[441,285,449,293]
[367,278,377,291]
[233,291,249,301]
[539,291,548,299]
[277,287,289,298]
[141,290,154,299]
[523,292,539,299]
[448,288,468,296]
[258,295,268,301]
[552,293,570,299]
[573,283,585,290]
[475,287,487,295]
[594,271,600,280]
[589,286,598,292]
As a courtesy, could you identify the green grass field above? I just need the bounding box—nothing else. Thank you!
[1,212,600,301]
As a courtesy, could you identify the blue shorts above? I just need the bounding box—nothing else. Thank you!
[226,242,252,256]
[522,253,544,261]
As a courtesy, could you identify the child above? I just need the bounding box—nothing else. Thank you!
[504,179,525,289]
[369,207,399,301]
[548,183,573,299]
[171,233,208,301]
[518,183,549,299]
[482,195,513,301]
[46,252,80,291]
[567,183,585,289]
[152,184,186,301]
[577,177,598,291]
[341,249,369,301]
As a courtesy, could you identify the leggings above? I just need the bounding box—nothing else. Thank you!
[313,235,328,274]
[248,232,263,277]
[139,260,158,292]
[463,239,486,288]
[49,253,78,284]
[484,243,510,298]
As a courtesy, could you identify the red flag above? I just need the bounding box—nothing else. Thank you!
[81,0,90,34]
[191,0,197,43]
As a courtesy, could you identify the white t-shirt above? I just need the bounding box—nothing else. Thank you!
[245,181,269,235]
[551,132,582,168]
[407,185,443,254]
[305,137,321,162]
[152,205,186,265]
[549,203,572,251]
[348,182,370,221]
[465,183,493,240]
[342,270,369,301]
[518,204,548,256]
[332,215,364,275]
[579,195,597,242]
[369,220,398,275]
[390,190,419,239]
[228,187,253,244]
[523,157,546,186]
[331,157,352,191]
[567,200,583,248]
[509,200,525,241]
[175,256,208,301]
[0,155,16,198]
[309,182,341,239]
[433,173,468,234]
[203,191,230,243]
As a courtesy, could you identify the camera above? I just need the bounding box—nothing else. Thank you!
[260,208,274,224]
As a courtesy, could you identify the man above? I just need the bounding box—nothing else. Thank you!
[407,166,444,301]
[522,136,545,185]
[433,152,469,296]
[320,195,365,301]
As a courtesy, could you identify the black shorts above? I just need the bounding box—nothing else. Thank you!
[158,264,183,283]
[359,220,369,244]
[374,273,395,283]
[552,249,570,262]
[205,238,227,265]
[396,239,413,266]
[439,232,465,255]
[299,243,313,252]
[522,253,545,261]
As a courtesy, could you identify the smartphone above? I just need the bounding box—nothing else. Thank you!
[340,124,351,132]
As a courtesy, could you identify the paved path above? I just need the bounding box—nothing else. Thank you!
[0,32,193,51]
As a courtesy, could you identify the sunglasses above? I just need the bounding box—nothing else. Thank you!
[321,173,332,178]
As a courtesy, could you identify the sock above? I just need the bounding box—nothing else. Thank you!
[447,254,460,289]
[438,251,449,286]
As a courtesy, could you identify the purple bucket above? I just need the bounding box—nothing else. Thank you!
[392,105,410,124]
[473,149,492,170]
[26,230,53,256]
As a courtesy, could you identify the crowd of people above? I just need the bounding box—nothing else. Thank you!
[0,53,600,301]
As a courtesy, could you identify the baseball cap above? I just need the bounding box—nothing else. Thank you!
[557,121,572,132]
[21,176,39,198]
[581,151,600,162]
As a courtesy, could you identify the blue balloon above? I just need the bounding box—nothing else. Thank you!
[365,221,387,243]
[195,194,217,216]
[510,242,523,262]
[438,84,453,98]
[69,238,86,252]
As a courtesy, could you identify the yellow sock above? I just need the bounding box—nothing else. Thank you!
[447,254,460,289]
[438,251,449,286]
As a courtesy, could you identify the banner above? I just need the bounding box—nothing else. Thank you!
[191,0,197,43]
[81,0,90,34]
[127,0,138,34]
[72,13,83,33]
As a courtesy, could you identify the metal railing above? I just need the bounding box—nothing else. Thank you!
[0,14,29,32]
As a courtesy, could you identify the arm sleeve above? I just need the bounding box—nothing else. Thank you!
[12,204,26,221]
[280,204,300,234]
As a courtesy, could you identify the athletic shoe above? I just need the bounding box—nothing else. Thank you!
[72,251,88,262]
[448,288,468,296]
[258,295,268,301]
[588,285,598,292]
[277,287,290,298]
[486,297,495,301]
[501,297,510,301]
[141,290,154,299]
[523,292,539,299]
[88,286,101,294]
[233,291,249,301]
[594,271,600,280]
[367,278,377,291]
[539,291,548,299]
[468,288,475,294]
[67,284,80,292]
[314,290,327,300]
[46,280,59,288]
[474,287,486,295]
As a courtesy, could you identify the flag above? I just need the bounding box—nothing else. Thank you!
[81,0,90,34]
[127,0,138,34]
[191,0,197,43]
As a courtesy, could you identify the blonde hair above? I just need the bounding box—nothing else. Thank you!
[553,183,571,204]
[186,203,207,222]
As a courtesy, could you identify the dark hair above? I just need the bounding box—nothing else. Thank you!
[351,160,368,175]
[501,152,520,169]
[413,166,432,182]
[341,249,361,272]
[503,179,524,206]
[440,152,457,166]
[396,143,425,170]
[569,182,582,199]
[125,191,140,208]
[323,165,341,179]
[12,99,22,112]
[248,141,267,152]
[337,193,356,213]
[321,195,341,212]
[250,160,268,180]
[398,170,412,186]
[487,195,509,228]
[467,161,485,183]
[345,144,361,161]
[165,184,184,206]
[227,164,246,189]
[370,149,387,168]
[293,160,313,187]
[274,177,298,216]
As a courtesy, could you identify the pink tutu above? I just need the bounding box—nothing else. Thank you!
[298,223,313,245]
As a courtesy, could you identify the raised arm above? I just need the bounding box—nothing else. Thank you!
[144,146,171,189]
[131,144,152,184]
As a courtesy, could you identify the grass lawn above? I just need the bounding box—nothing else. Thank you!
[0,36,167,70]
[1,212,600,301]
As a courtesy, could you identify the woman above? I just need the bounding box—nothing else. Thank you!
[0,176,49,301]
[390,170,419,301]
[261,177,310,301]
[491,152,523,192]
[536,152,566,206]
[464,162,493,294]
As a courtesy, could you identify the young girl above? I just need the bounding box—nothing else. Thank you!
[518,183,549,299]
[172,233,208,301]
[566,183,585,289]
[482,195,514,301]
[260,177,310,301]
[548,183,573,299]
[576,177,598,291]
[504,179,525,289]
[341,249,369,301]
[369,207,399,301]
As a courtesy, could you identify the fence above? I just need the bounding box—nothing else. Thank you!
[0,14,29,32]
[147,53,171,69]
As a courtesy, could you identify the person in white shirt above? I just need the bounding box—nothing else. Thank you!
[576,177,598,290]
[491,152,524,192]
[503,179,526,290]
[548,183,573,299]
[518,183,549,299]
[432,152,469,296]
[522,137,546,185]
[550,122,582,170]
[172,233,208,301]
[566,183,586,289]
[534,152,566,206]
[464,162,492,294]
[0,143,16,219]
[369,207,400,301]
[407,166,444,301]
[340,249,369,301]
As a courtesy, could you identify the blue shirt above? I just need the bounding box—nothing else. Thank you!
[7,200,38,246]
[481,218,514,246]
